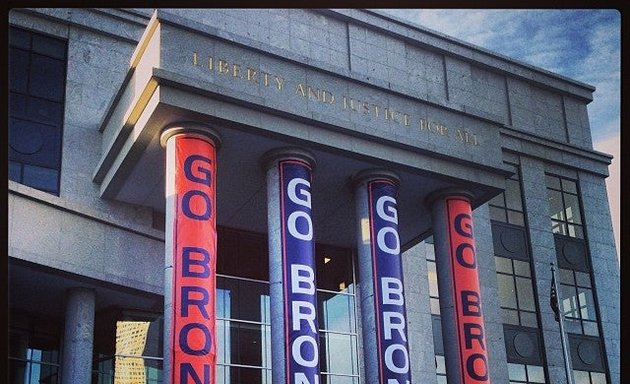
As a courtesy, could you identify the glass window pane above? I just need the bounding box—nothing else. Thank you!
[490,206,507,223]
[10,27,31,49]
[29,54,66,102]
[216,320,227,364]
[22,165,58,193]
[9,48,29,93]
[513,260,531,277]
[577,288,596,321]
[229,322,263,366]
[320,333,356,375]
[573,370,590,384]
[559,269,574,285]
[489,193,505,208]
[547,189,565,221]
[564,317,582,334]
[216,364,226,384]
[575,272,591,288]
[317,245,353,292]
[507,210,525,226]
[526,365,545,383]
[497,274,517,309]
[229,366,263,384]
[583,321,599,336]
[505,179,523,211]
[495,257,513,274]
[516,276,535,311]
[564,194,582,224]
[32,34,66,60]
[551,220,567,235]
[27,96,63,126]
[508,362,526,381]
[9,92,27,117]
[318,291,353,333]
[502,308,519,325]
[520,311,538,328]
[231,279,269,323]
[546,174,561,189]
[9,161,22,182]
[568,224,584,239]
[560,284,579,318]
[437,377,448,384]
[590,372,607,384]
[561,179,578,194]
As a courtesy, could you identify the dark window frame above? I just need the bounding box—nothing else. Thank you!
[545,174,584,239]
[489,162,526,227]
[9,25,68,196]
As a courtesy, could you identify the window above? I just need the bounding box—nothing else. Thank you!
[91,311,164,384]
[316,244,359,384]
[495,257,538,328]
[558,269,599,336]
[508,363,547,383]
[9,314,61,384]
[546,175,583,238]
[489,163,525,226]
[9,26,67,195]
[573,370,607,384]
[216,228,359,384]
[216,276,272,384]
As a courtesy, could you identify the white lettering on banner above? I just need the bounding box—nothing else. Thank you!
[287,177,313,241]
[381,278,404,306]
[288,178,311,207]
[376,196,398,224]
[292,335,319,367]
[376,195,400,255]
[384,344,409,373]
[292,301,317,333]
[377,227,400,255]
[383,312,407,341]
[288,211,313,241]
[295,372,321,384]
[291,264,316,295]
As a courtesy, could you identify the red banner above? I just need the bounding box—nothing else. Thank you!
[446,197,490,383]
[172,136,217,384]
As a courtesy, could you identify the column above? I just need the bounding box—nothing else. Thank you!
[262,147,321,384]
[353,169,412,384]
[161,122,221,384]
[61,287,95,384]
[428,189,491,384]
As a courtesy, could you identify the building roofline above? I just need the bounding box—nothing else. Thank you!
[327,8,596,99]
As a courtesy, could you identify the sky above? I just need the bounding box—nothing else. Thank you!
[379,9,621,262]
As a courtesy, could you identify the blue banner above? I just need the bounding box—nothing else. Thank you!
[279,160,321,384]
[368,179,412,383]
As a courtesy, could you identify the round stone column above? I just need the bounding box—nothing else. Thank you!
[352,169,412,384]
[427,189,491,384]
[161,122,221,384]
[261,147,321,384]
[61,287,95,384]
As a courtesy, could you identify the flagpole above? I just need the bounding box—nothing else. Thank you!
[551,263,574,384]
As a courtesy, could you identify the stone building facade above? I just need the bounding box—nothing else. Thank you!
[8,8,619,384]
